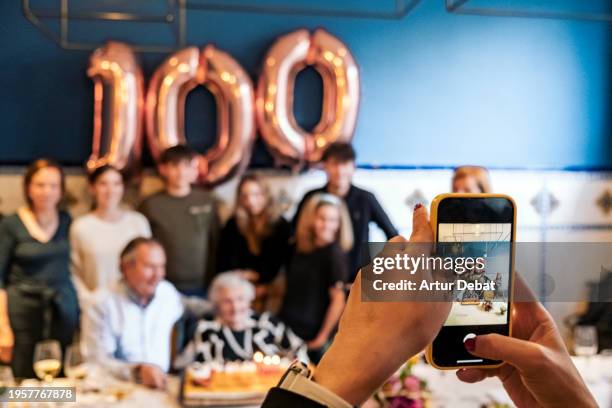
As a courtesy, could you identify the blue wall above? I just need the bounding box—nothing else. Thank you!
[1,0,611,169]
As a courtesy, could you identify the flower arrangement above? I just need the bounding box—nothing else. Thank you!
[370,355,431,408]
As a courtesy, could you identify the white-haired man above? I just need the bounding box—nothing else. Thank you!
[82,237,202,389]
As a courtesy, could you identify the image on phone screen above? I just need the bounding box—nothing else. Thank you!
[438,223,511,327]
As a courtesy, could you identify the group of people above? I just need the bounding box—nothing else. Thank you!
[0,142,599,407]
[1,142,444,387]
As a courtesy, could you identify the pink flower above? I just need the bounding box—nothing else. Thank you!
[388,396,422,408]
[402,375,421,393]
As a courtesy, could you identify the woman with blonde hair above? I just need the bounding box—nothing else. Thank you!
[217,174,291,309]
[452,166,492,193]
[280,193,352,362]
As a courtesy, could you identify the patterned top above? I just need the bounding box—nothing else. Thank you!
[192,312,308,364]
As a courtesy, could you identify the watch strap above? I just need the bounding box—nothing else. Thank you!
[277,362,353,408]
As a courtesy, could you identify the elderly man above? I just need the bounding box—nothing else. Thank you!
[82,237,190,389]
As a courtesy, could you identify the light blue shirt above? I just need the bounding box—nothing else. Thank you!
[81,279,184,379]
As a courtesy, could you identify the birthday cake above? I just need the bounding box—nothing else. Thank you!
[182,353,290,406]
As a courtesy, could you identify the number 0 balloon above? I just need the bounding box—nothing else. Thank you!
[256,28,360,167]
[145,45,256,187]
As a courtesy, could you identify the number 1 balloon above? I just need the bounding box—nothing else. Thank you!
[87,41,144,176]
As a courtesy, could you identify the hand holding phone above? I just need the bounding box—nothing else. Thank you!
[314,205,451,406]
[457,276,597,408]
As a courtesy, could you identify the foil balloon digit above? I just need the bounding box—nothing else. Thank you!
[197,45,256,186]
[256,28,360,168]
[256,29,310,167]
[308,29,360,163]
[145,45,256,187]
[145,46,200,161]
[87,41,144,176]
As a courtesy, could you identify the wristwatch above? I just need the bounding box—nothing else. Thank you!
[277,361,354,408]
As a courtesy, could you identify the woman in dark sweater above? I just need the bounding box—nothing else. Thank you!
[217,174,290,309]
[0,159,79,378]
[280,193,353,363]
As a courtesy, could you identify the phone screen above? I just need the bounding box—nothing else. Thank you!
[438,223,512,327]
[431,196,515,368]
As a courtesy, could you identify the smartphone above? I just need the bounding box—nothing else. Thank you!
[426,193,516,369]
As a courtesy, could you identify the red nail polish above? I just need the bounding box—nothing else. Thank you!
[464,337,476,352]
[414,203,423,210]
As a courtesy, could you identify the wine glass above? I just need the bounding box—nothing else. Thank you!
[0,367,13,408]
[33,340,62,383]
[0,366,14,386]
[574,325,598,381]
[574,325,598,357]
[64,344,87,381]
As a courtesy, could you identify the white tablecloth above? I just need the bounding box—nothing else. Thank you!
[18,356,612,407]
[74,375,182,407]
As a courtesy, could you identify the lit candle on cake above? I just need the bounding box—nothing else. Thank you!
[253,351,264,363]
[254,353,282,374]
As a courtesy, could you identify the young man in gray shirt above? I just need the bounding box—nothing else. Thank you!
[138,145,219,297]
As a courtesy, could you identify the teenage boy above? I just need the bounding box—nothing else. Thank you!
[293,143,397,281]
[138,145,218,297]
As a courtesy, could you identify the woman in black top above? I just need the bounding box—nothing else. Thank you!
[0,159,79,378]
[217,174,290,310]
[280,193,353,362]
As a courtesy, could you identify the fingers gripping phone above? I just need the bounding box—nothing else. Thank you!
[426,193,516,369]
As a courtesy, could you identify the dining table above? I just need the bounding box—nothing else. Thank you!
[8,355,612,407]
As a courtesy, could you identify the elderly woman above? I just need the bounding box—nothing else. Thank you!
[178,272,307,365]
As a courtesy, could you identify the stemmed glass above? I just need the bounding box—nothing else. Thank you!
[0,366,14,386]
[0,366,14,408]
[64,344,86,381]
[574,325,598,358]
[33,340,62,384]
[574,325,598,382]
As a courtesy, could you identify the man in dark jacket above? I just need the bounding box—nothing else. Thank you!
[293,143,398,281]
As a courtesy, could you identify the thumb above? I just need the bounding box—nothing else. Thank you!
[468,333,542,372]
[410,204,433,243]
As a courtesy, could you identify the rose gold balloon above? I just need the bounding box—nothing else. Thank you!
[256,28,360,167]
[146,45,255,187]
[87,41,144,175]
[145,46,200,161]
